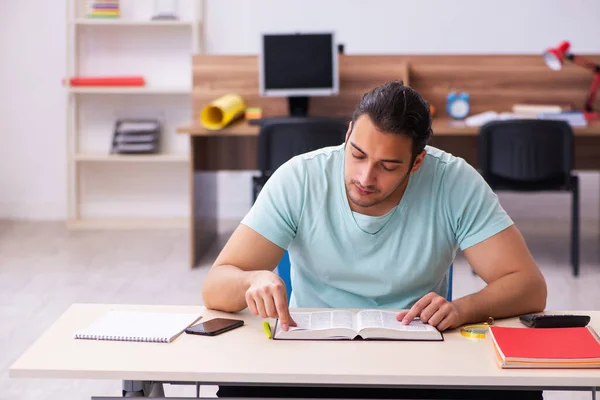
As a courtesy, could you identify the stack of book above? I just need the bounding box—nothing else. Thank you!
[489,326,600,369]
[86,0,120,19]
[511,103,588,127]
[111,120,161,155]
[537,111,588,127]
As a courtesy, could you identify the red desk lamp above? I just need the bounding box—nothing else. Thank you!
[543,41,600,120]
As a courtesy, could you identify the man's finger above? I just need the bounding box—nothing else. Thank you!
[436,313,454,332]
[263,295,278,319]
[253,294,268,318]
[419,298,444,324]
[246,292,258,316]
[274,291,296,331]
[401,295,434,324]
[426,304,449,327]
[396,311,408,321]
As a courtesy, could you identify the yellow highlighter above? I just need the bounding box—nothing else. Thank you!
[263,321,273,339]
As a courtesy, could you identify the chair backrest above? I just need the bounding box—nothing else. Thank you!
[257,116,348,176]
[478,119,573,189]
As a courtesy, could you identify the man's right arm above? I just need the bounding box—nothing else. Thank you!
[201,223,286,313]
[201,155,305,329]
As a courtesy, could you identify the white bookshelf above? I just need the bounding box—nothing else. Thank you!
[65,0,202,229]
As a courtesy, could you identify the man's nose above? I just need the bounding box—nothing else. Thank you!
[358,164,377,187]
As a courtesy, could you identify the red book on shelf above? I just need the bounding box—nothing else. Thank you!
[489,326,600,368]
[65,76,146,87]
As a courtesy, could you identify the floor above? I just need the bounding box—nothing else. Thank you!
[2,219,600,400]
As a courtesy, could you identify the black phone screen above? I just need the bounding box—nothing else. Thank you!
[185,318,244,336]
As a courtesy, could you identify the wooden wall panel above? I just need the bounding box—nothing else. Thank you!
[191,55,409,120]
[191,54,600,120]
[404,55,600,116]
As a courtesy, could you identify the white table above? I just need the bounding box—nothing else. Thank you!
[9,303,600,399]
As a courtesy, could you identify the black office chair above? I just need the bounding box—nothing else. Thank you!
[252,116,349,202]
[478,119,579,276]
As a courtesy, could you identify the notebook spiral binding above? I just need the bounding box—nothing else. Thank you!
[73,333,168,343]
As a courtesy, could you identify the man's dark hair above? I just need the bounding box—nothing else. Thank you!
[351,80,433,163]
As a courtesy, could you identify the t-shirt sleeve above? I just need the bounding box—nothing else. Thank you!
[442,158,514,251]
[240,156,305,250]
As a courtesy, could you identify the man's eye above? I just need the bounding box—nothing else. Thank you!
[382,165,397,172]
[352,153,365,159]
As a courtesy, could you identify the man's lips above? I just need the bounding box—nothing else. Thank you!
[355,184,374,195]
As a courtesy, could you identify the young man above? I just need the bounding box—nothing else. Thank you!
[202,81,547,400]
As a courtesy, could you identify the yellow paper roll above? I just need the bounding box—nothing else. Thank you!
[200,94,246,130]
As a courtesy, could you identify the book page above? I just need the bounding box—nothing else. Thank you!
[288,310,355,331]
[357,310,436,331]
[356,309,384,330]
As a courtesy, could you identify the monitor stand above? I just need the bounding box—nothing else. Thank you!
[288,96,310,117]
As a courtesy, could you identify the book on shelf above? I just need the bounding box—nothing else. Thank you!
[489,326,600,369]
[511,103,573,115]
[273,309,443,341]
[86,0,120,18]
[66,76,146,87]
[537,111,588,127]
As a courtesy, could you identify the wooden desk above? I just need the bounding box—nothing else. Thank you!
[178,118,600,267]
[9,303,600,397]
[178,117,600,170]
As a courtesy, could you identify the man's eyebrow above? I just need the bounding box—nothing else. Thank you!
[380,158,403,164]
[350,142,403,164]
[350,142,366,155]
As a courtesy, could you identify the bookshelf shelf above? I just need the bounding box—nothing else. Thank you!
[74,153,189,162]
[68,217,189,230]
[73,19,197,27]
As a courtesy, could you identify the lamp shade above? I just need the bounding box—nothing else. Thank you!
[543,41,570,71]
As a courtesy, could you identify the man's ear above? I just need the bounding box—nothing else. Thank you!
[345,121,352,142]
[410,150,427,173]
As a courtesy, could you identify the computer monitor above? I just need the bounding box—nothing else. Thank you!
[259,32,339,116]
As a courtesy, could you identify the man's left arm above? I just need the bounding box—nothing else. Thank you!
[453,224,547,325]
[398,160,547,330]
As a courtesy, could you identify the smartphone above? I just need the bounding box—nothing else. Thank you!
[185,318,244,336]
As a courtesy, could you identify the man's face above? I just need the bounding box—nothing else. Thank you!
[344,115,424,211]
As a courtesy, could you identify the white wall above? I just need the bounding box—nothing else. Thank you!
[205,0,600,55]
[0,0,66,219]
[2,0,600,222]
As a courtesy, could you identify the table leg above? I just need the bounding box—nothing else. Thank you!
[189,136,218,268]
[593,387,597,400]
[122,380,145,397]
[121,381,164,397]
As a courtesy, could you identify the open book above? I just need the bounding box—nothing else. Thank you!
[273,309,442,341]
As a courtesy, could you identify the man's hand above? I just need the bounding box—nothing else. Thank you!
[396,292,463,331]
[245,271,297,331]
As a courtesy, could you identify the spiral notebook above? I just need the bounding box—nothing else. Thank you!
[74,310,202,343]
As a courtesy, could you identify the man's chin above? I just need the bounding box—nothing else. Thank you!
[349,193,380,208]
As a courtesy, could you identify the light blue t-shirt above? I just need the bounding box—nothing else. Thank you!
[241,144,513,310]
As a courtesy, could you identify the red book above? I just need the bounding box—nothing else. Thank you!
[66,76,145,87]
[489,326,600,368]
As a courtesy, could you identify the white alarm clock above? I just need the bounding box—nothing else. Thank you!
[446,92,470,120]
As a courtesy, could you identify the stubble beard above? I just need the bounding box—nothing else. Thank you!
[345,171,411,209]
